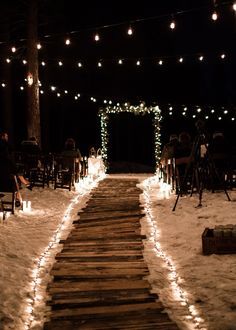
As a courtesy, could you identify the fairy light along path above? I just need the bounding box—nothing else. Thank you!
[43,176,180,330]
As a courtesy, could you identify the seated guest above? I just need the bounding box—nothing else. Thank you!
[61,138,82,182]
[160,134,179,184]
[0,134,32,206]
[208,131,231,183]
[175,132,192,192]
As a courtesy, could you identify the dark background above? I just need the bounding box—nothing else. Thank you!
[0,0,235,169]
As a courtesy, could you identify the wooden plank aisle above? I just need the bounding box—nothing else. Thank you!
[44,177,180,330]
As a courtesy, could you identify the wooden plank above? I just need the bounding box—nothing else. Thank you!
[46,302,164,319]
[48,279,152,291]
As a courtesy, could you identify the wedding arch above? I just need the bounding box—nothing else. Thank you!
[98,103,162,171]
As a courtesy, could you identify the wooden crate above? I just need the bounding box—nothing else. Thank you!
[202,227,236,255]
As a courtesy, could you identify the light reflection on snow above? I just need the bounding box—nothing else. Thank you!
[142,176,206,330]
[24,174,105,330]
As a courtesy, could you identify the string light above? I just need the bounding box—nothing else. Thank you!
[11,46,16,53]
[77,62,83,67]
[142,176,206,329]
[199,56,204,61]
[37,43,42,49]
[178,57,184,63]
[23,177,104,329]
[99,104,162,170]
[170,20,176,29]
[127,26,133,35]
[211,11,218,20]
[136,60,141,66]
[158,59,163,65]
[58,60,63,66]
[94,33,100,41]
[118,59,123,64]
[65,38,71,45]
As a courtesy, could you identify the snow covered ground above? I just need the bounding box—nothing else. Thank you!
[0,174,236,330]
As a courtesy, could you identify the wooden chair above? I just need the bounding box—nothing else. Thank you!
[53,155,76,191]
[0,175,19,220]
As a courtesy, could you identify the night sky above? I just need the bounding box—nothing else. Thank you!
[0,0,235,167]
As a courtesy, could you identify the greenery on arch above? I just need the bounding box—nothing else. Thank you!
[98,103,162,171]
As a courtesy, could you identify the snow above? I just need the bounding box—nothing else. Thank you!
[0,173,236,330]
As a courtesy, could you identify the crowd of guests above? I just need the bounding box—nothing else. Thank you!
[160,127,233,193]
[0,131,84,208]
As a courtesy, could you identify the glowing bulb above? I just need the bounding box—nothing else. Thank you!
[233,3,236,11]
[205,115,209,119]
[11,46,16,53]
[65,38,71,45]
[218,116,222,120]
[1,83,6,87]
[224,110,228,114]
[118,59,123,64]
[57,93,61,97]
[158,60,163,65]
[27,73,33,86]
[20,86,24,90]
[197,107,201,112]
[37,43,42,49]
[22,59,27,65]
[77,62,82,67]
[58,61,63,66]
[40,90,44,94]
[98,61,102,67]
[104,100,107,104]
[94,33,100,41]
[179,57,183,63]
[170,21,175,29]
[221,53,226,59]
[136,60,141,66]
[127,27,133,35]
[64,90,68,94]
[212,11,218,20]
[199,56,204,61]
[51,86,56,91]
[6,58,11,63]
[41,61,46,66]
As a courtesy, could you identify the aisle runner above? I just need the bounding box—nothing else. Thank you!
[44,177,179,329]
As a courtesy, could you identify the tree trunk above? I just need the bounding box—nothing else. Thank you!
[26,0,41,145]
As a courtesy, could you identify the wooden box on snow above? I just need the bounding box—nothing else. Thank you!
[202,227,236,255]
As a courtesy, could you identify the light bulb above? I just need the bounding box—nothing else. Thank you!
[170,21,175,29]
[212,11,218,21]
[94,33,100,41]
[127,27,133,35]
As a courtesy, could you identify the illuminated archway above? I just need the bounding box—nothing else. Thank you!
[98,103,162,171]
